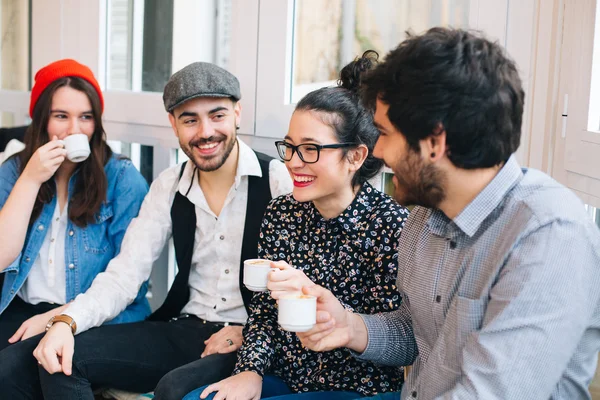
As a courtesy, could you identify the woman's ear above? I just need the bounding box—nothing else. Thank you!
[347,144,369,172]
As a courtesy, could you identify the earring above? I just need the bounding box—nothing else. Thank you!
[430,152,436,158]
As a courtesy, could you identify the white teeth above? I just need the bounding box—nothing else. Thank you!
[198,142,219,150]
[294,175,315,183]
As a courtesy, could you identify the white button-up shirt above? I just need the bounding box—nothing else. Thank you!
[17,201,67,305]
[65,139,292,333]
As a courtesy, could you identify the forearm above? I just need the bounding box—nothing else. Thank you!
[233,299,278,376]
[0,176,40,270]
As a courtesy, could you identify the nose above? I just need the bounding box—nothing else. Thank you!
[286,148,305,169]
[373,137,383,160]
[67,117,80,135]
[198,120,216,138]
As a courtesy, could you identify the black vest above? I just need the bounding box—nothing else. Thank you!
[148,152,273,321]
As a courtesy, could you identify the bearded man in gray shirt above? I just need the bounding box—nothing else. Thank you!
[298,28,600,400]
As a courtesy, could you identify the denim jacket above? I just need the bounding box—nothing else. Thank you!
[0,153,151,324]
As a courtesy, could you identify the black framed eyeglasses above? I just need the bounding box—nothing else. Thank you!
[274,141,357,164]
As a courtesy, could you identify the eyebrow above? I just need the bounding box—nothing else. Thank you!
[373,121,386,131]
[283,135,322,143]
[50,109,93,114]
[177,111,198,119]
[177,106,230,119]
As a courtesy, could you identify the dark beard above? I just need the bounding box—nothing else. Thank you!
[184,132,237,172]
[393,151,446,209]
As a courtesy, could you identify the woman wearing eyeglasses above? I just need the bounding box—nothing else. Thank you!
[185,52,409,400]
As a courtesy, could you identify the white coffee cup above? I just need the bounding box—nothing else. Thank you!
[278,294,317,332]
[58,133,91,163]
[243,259,277,292]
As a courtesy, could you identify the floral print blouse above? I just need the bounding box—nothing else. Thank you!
[234,182,410,396]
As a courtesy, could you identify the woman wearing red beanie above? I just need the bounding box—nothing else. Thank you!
[0,59,151,351]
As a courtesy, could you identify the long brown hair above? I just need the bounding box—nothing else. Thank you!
[19,77,113,227]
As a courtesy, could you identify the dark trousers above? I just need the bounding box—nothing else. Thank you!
[0,316,238,400]
[0,295,59,352]
[185,375,363,400]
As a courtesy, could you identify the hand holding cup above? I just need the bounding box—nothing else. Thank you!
[22,136,68,185]
[267,260,314,300]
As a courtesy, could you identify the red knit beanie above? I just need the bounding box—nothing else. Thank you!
[29,59,104,118]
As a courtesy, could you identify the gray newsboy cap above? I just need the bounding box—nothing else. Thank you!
[163,62,241,112]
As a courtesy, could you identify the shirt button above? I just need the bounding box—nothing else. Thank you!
[225,269,230,274]
[49,259,53,264]
[69,230,74,236]
[221,297,226,302]
[10,290,14,295]
[25,257,30,262]
[449,241,457,249]
[435,295,441,303]
[55,217,59,222]
[68,263,75,269]
[219,235,225,240]
[51,238,55,242]
[412,391,417,398]
[38,225,44,231]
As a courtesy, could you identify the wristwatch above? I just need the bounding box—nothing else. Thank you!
[45,314,77,335]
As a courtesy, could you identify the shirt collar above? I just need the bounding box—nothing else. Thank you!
[177,138,263,196]
[309,182,375,237]
[452,155,523,237]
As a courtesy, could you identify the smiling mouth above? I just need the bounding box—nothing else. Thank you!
[197,142,219,150]
[293,174,316,183]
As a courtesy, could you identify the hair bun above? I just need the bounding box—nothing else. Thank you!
[338,50,379,93]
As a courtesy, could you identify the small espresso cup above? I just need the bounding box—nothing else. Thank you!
[278,294,317,332]
[243,259,277,292]
[58,134,91,163]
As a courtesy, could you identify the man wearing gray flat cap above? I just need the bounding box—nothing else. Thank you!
[2,62,292,400]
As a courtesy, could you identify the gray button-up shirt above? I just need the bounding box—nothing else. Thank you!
[358,156,600,399]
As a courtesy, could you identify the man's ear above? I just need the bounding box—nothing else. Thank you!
[168,112,179,139]
[234,101,242,129]
[421,123,447,162]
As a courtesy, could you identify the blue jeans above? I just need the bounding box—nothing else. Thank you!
[183,375,363,400]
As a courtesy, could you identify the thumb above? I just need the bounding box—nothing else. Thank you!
[61,343,74,376]
[8,324,27,343]
[302,284,330,300]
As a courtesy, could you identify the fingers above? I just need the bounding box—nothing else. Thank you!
[316,310,333,323]
[61,344,74,376]
[8,323,28,343]
[304,321,336,343]
[268,268,294,282]
[217,343,239,354]
[298,317,335,339]
[202,338,234,358]
[35,345,62,374]
[270,260,292,270]
[200,383,220,399]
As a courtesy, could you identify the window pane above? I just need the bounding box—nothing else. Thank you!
[107,140,154,184]
[588,0,600,131]
[291,0,470,102]
[0,0,31,90]
[106,0,233,92]
[585,204,600,230]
